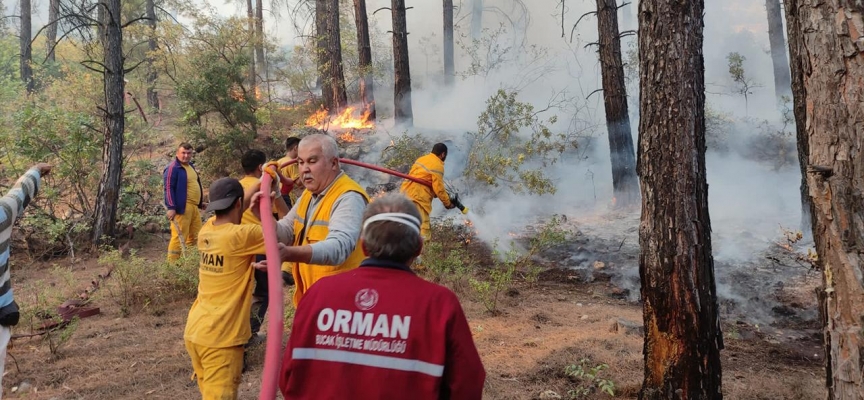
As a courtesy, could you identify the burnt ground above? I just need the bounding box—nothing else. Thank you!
[0,210,825,399]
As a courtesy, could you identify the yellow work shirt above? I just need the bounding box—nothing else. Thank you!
[278,156,301,202]
[400,153,452,214]
[184,217,266,348]
[238,176,261,226]
[183,163,201,206]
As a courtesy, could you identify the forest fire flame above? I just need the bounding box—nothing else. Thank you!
[306,106,374,130]
[337,131,362,143]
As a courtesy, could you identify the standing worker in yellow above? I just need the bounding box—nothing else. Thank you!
[274,134,370,306]
[163,143,204,262]
[277,137,302,208]
[184,177,289,399]
[400,143,456,241]
[237,150,290,345]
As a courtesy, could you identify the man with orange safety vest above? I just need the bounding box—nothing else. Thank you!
[400,143,455,241]
[275,134,370,306]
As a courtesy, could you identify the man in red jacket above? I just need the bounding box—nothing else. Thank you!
[279,193,485,399]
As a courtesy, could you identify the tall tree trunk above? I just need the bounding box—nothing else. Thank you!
[46,0,58,62]
[596,0,638,207]
[787,1,864,398]
[353,0,375,118]
[145,0,158,110]
[246,0,256,91]
[782,0,811,235]
[92,0,125,245]
[391,0,412,126]
[443,0,454,85]
[316,0,347,114]
[637,0,723,398]
[470,0,482,39]
[255,0,265,99]
[765,0,791,105]
[19,0,32,92]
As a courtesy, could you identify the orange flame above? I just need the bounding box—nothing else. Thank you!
[306,106,374,130]
[337,131,362,143]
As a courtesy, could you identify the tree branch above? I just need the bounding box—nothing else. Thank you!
[372,7,391,15]
[586,88,603,100]
[80,60,109,74]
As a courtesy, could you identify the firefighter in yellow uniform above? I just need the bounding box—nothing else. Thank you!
[275,134,369,307]
[184,177,289,400]
[236,150,290,343]
[400,143,455,241]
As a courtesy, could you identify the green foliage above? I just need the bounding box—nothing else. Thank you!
[726,52,761,113]
[159,248,200,297]
[380,132,431,170]
[174,16,260,180]
[564,358,616,398]
[465,89,577,195]
[100,249,157,317]
[99,247,199,317]
[422,241,474,294]
[15,269,79,358]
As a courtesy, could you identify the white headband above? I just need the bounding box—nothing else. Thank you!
[363,212,421,235]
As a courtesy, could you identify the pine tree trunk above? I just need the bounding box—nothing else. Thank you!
[353,0,376,118]
[19,0,33,92]
[46,0,58,62]
[470,0,482,39]
[255,0,265,98]
[316,0,347,114]
[782,0,811,234]
[637,0,723,398]
[787,1,864,398]
[92,0,125,245]
[391,0,412,126]
[765,0,791,104]
[597,0,638,207]
[246,0,256,91]
[443,0,454,85]
[146,0,158,110]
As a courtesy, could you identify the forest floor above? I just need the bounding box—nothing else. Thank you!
[1,209,825,400]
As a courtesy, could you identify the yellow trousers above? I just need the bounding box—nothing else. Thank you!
[414,202,431,241]
[167,205,202,262]
[185,341,244,400]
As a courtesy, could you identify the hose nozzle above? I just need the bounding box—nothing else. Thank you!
[450,193,468,215]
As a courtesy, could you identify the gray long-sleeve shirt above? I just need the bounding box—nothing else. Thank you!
[276,172,367,265]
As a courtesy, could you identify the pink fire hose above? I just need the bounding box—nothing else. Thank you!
[257,171,284,400]
[256,158,435,399]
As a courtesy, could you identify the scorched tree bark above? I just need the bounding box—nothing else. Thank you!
[765,0,791,104]
[637,0,723,398]
[596,0,638,207]
[92,0,125,244]
[391,0,412,126]
[317,0,347,113]
[782,0,811,234]
[353,0,375,118]
[786,0,864,398]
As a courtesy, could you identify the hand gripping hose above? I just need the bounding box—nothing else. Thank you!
[257,171,284,400]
